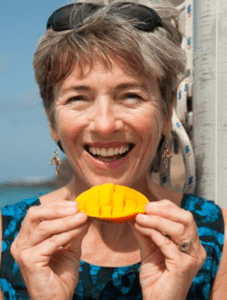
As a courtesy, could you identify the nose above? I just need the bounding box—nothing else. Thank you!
[90,98,123,136]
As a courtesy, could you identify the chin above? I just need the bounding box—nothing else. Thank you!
[85,174,141,189]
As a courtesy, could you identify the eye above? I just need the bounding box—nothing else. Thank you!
[123,93,143,102]
[68,95,88,102]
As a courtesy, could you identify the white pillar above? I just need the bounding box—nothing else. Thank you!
[193,0,227,207]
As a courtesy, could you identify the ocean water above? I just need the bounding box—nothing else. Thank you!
[0,184,54,208]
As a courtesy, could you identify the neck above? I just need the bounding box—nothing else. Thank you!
[70,171,155,198]
[91,220,135,249]
[67,172,183,207]
[81,218,141,267]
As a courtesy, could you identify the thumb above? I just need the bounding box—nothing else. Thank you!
[129,221,157,262]
[62,215,90,260]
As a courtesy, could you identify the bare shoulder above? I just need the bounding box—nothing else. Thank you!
[0,210,2,267]
[39,187,70,205]
[210,208,227,300]
[39,181,77,205]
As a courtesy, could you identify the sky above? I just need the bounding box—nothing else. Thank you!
[0,0,70,183]
[0,0,181,184]
[1,0,69,105]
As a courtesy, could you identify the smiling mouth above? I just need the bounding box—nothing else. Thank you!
[84,144,135,161]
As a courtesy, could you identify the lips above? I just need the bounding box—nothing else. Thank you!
[84,143,135,161]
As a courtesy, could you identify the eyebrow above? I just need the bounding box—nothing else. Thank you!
[115,82,150,93]
[61,82,150,94]
[61,85,91,94]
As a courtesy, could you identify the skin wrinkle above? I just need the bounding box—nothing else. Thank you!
[49,57,169,198]
[4,2,225,300]
[33,0,186,127]
[51,55,162,121]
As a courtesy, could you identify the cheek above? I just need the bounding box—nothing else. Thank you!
[54,110,85,142]
[133,105,163,139]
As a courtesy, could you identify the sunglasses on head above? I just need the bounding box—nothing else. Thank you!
[47,2,163,33]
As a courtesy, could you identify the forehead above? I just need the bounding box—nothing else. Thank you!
[55,55,160,95]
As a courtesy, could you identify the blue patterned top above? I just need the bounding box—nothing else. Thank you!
[0,194,224,299]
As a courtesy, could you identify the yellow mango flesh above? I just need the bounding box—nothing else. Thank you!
[76,183,149,223]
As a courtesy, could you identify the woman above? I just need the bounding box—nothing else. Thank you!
[1,0,226,299]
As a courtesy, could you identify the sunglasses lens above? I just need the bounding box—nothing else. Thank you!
[47,2,162,32]
[47,4,74,31]
[110,2,163,32]
[47,3,103,31]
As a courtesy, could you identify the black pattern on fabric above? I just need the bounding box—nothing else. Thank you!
[0,194,224,299]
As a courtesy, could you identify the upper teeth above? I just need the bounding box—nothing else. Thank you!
[88,145,130,157]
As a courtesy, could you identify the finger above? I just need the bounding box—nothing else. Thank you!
[129,222,162,263]
[135,213,192,246]
[145,200,195,226]
[18,201,78,239]
[147,228,188,260]
[133,221,187,261]
[32,218,89,258]
[134,216,204,259]
[19,212,88,248]
[12,214,90,264]
[140,226,206,272]
[145,201,198,237]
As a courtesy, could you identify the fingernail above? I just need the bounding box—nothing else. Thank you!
[67,201,77,206]
[137,213,146,220]
[146,202,159,210]
[75,212,87,220]
[150,201,159,206]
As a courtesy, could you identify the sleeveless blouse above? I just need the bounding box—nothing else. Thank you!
[0,194,224,299]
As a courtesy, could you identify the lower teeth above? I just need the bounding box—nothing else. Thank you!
[97,154,121,161]
[91,152,128,161]
[101,155,120,161]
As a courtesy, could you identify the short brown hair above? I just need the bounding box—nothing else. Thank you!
[33,0,186,125]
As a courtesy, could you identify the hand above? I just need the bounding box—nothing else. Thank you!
[130,200,206,300]
[11,201,89,300]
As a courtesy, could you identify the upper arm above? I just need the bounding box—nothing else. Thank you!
[0,211,3,299]
[210,208,227,300]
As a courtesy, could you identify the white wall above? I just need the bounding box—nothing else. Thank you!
[193,0,227,208]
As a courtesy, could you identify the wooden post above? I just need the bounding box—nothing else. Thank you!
[193,0,227,207]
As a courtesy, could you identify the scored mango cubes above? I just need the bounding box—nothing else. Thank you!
[76,183,149,223]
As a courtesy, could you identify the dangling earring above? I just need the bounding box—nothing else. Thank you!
[162,139,172,169]
[49,149,62,175]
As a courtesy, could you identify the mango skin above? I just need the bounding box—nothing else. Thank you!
[76,183,149,223]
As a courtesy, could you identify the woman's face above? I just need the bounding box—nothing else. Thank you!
[50,57,172,190]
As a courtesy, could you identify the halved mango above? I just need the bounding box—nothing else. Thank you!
[76,183,149,223]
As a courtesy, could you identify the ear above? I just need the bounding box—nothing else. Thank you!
[45,109,60,142]
[49,126,60,142]
[161,99,174,136]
